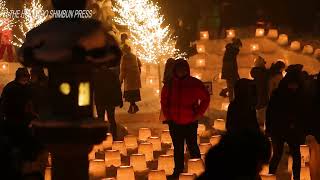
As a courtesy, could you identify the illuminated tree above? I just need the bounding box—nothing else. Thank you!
[113,0,178,64]
[0,0,13,31]
[13,0,47,47]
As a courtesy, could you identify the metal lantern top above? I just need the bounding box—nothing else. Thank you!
[20,18,121,67]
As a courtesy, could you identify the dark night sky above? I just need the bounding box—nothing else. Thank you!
[8,0,320,33]
[158,0,320,32]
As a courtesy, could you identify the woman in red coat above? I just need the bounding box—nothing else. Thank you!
[161,59,210,178]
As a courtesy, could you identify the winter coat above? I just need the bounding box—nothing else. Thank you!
[29,79,50,119]
[161,60,210,125]
[174,26,191,53]
[93,67,122,107]
[266,76,306,144]
[305,78,320,142]
[268,73,283,97]
[226,78,260,134]
[221,43,240,81]
[0,81,33,126]
[120,53,142,91]
[226,101,260,134]
[250,67,269,109]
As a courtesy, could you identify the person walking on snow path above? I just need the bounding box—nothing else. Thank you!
[120,44,142,114]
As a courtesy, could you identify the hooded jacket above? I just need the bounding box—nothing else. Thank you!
[161,60,210,125]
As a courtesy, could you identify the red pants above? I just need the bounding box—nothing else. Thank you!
[0,44,14,61]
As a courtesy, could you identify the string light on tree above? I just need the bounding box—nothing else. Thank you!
[113,0,179,64]
[0,0,14,31]
[0,0,9,18]
[13,0,47,47]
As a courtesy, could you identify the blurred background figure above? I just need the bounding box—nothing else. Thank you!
[266,65,307,180]
[220,38,242,102]
[268,60,286,97]
[250,56,269,129]
[29,67,50,120]
[198,130,271,180]
[0,68,43,179]
[93,65,123,140]
[226,78,259,134]
[120,44,142,114]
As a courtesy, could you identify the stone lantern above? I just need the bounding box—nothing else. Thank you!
[18,0,122,179]
[210,135,221,146]
[200,31,209,40]
[255,28,265,37]
[148,170,167,180]
[187,159,205,176]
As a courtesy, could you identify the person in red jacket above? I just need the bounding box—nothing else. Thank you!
[161,59,210,178]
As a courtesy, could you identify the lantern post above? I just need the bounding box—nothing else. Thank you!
[19,1,121,178]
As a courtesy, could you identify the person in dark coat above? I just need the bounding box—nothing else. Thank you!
[266,66,306,180]
[220,38,242,102]
[197,130,271,180]
[93,65,123,140]
[268,60,286,97]
[0,68,34,128]
[29,67,50,119]
[174,19,192,56]
[161,59,210,178]
[226,78,259,134]
[120,44,142,114]
[0,68,42,178]
[312,72,320,141]
[303,72,320,143]
[250,56,269,128]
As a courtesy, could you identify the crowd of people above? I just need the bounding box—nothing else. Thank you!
[1,32,320,180]
[0,34,143,178]
[215,38,319,180]
[159,37,320,180]
[0,0,319,179]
